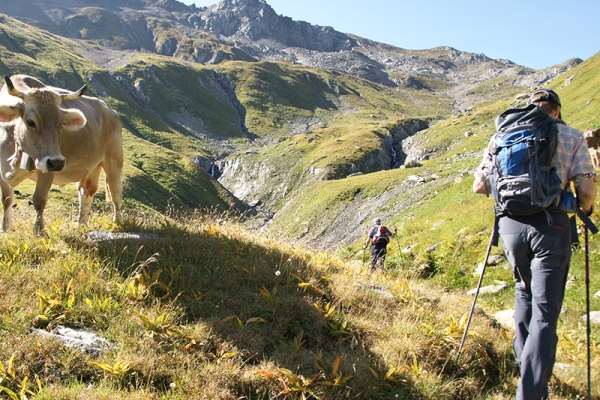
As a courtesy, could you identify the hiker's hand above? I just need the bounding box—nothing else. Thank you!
[584,205,594,216]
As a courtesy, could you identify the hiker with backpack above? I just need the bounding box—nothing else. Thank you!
[472,89,596,400]
[364,218,397,273]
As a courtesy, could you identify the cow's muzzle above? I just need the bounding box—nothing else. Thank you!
[38,156,66,172]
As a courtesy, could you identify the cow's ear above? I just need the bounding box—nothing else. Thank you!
[62,108,87,131]
[0,104,22,123]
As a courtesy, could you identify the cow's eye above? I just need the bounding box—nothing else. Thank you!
[26,119,37,129]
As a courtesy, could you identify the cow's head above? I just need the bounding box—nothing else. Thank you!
[0,75,87,172]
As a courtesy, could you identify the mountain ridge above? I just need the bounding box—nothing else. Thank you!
[0,0,582,110]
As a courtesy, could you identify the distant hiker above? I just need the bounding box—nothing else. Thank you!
[364,218,397,273]
[472,89,596,400]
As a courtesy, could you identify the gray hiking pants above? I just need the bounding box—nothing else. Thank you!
[369,244,387,272]
[498,213,572,400]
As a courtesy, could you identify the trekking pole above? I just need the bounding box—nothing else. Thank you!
[456,219,498,363]
[575,204,598,400]
[394,234,401,267]
[584,225,592,400]
[361,245,367,269]
[574,205,597,399]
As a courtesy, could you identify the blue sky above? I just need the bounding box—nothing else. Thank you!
[179,0,599,70]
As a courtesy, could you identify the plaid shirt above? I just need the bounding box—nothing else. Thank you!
[474,120,596,192]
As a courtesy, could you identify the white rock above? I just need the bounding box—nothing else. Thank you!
[554,363,570,371]
[468,281,508,295]
[32,326,111,355]
[357,282,394,298]
[493,309,514,330]
[487,254,505,266]
[86,230,162,243]
[402,245,415,254]
[582,311,600,325]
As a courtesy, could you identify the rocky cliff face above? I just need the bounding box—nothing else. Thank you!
[214,118,431,210]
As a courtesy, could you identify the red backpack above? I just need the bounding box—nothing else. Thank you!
[373,226,390,244]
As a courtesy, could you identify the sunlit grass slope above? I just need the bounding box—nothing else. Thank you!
[0,203,521,399]
[1,185,597,399]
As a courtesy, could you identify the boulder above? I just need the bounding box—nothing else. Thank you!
[493,309,514,330]
[467,281,508,295]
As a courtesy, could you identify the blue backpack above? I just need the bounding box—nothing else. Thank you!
[490,104,573,219]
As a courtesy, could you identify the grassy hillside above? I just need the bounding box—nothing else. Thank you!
[268,51,600,250]
[0,187,596,399]
[0,204,515,399]
[0,12,454,215]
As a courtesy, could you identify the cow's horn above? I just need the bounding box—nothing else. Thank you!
[4,76,25,99]
[61,84,87,102]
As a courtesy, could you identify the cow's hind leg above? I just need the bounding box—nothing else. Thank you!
[102,157,123,223]
[77,166,101,225]
[0,178,14,232]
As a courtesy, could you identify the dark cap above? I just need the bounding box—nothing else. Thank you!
[528,89,561,106]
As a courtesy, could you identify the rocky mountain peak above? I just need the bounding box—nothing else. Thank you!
[195,0,355,52]
[198,0,279,39]
[213,0,269,10]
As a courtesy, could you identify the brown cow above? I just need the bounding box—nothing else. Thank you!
[584,128,600,170]
[0,75,123,235]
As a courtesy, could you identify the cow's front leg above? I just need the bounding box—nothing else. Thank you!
[32,172,54,236]
[0,178,14,232]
